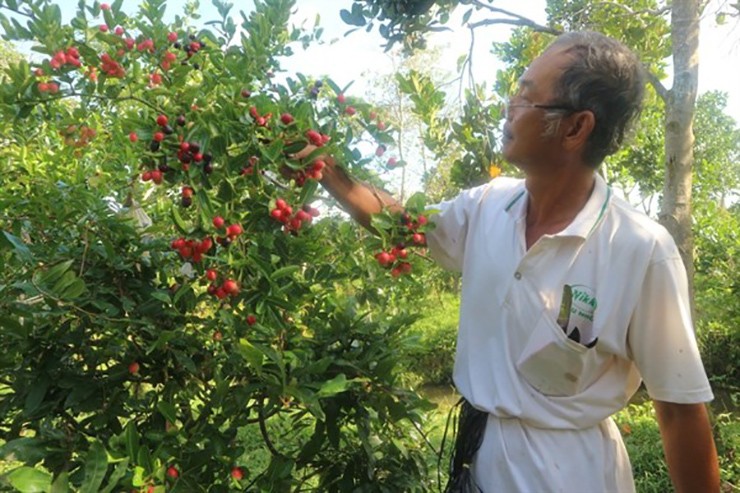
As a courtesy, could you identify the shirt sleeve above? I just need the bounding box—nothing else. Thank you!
[628,254,713,404]
[425,183,492,272]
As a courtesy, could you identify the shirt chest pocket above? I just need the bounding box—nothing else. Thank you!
[516,309,608,396]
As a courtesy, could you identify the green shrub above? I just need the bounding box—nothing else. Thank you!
[402,292,459,386]
[698,321,740,387]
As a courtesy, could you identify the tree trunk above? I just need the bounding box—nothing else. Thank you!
[660,0,700,315]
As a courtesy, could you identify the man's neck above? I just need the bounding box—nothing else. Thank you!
[524,166,596,230]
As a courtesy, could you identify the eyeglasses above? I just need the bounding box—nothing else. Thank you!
[503,98,577,118]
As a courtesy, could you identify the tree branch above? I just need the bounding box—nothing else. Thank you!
[258,398,282,457]
[469,0,561,35]
[645,68,669,102]
[468,17,561,35]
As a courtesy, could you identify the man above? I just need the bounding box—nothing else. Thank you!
[305,31,719,492]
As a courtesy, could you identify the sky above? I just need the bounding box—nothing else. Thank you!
[283,0,740,120]
[10,0,737,118]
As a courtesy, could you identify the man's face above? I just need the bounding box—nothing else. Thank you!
[502,47,574,171]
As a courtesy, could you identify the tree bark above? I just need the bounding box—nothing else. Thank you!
[660,0,701,316]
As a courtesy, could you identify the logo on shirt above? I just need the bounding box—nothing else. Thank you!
[567,284,597,345]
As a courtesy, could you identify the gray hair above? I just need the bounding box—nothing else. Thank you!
[545,31,645,167]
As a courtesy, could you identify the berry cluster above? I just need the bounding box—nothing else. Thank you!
[50,47,81,69]
[288,158,325,187]
[205,269,240,300]
[270,200,320,233]
[249,105,272,127]
[212,216,244,242]
[58,125,96,148]
[170,236,213,263]
[305,129,331,147]
[375,245,413,278]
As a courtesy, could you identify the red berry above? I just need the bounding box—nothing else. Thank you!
[295,210,311,223]
[99,24,109,32]
[231,467,244,481]
[212,331,222,341]
[114,26,124,35]
[194,153,204,162]
[222,279,239,295]
[312,159,326,172]
[345,106,356,116]
[181,186,194,198]
[387,157,397,168]
[156,114,168,126]
[128,361,140,374]
[270,209,283,221]
[241,89,251,98]
[280,113,294,125]
[100,3,111,10]
[377,121,386,131]
[166,466,179,479]
[337,93,346,104]
[198,237,213,253]
[412,233,425,245]
[129,132,138,142]
[150,170,163,184]
[275,198,288,210]
[226,224,243,237]
[305,129,323,147]
[377,251,392,266]
[417,215,428,226]
[167,31,178,43]
[246,315,257,326]
[212,216,225,229]
[153,132,165,142]
[375,145,386,157]
[206,269,218,281]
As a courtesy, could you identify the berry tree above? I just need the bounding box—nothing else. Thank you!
[0,0,435,491]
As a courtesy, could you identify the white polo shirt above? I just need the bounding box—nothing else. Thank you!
[427,174,713,490]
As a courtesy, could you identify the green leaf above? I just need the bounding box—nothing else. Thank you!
[36,260,74,286]
[2,231,33,262]
[170,206,191,235]
[237,339,264,373]
[80,440,108,493]
[157,401,178,424]
[318,374,350,397]
[60,278,87,300]
[0,438,47,464]
[99,458,129,493]
[124,422,140,463]
[7,467,52,493]
[50,472,69,493]
[271,265,299,280]
[23,378,49,416]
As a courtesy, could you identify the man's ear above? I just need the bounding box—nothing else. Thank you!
[562,110,595,151]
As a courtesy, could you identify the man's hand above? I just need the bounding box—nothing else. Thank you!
[654,400,720,493]
[290,144,402,232]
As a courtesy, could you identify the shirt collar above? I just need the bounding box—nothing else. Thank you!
[504,173,611,240]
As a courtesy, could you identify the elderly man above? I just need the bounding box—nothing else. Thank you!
[307,31,719,492]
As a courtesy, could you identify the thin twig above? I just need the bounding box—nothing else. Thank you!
[468,17,561,35]
[258,398,282,457]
